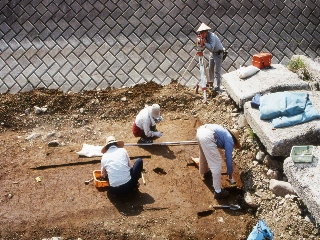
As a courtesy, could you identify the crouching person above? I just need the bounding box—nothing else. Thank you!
[101,136,143,196]
[132,104,163,143]
[196,124,241,199]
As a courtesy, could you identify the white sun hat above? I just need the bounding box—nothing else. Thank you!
[101,135,124,153]
[196,23,211,32]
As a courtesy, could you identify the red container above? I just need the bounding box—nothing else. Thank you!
[252,52,272,69]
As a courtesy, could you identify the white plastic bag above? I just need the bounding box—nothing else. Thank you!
[237,65,260,79]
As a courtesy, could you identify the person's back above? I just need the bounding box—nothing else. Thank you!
[101,136,143,196]
[102,146,131,187]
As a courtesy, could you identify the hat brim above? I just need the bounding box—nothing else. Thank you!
[227,129,241,150]
[101,140,124,153]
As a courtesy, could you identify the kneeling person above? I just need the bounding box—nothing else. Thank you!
[101,136,143,195]
[132,104,163,143]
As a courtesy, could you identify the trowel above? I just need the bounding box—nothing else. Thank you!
[84,178,94,185]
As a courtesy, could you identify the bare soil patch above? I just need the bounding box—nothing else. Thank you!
[0,82,318,239]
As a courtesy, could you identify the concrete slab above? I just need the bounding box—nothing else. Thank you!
[243,90,320,156]
[284,146,320,225]
[222,64,310,108]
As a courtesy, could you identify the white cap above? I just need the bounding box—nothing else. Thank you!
[196,23,211,32]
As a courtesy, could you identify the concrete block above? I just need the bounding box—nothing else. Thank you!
[243,90,320,156]
[284,146,320,225]
[222,64,310,108]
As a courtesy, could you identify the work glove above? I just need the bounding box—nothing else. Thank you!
[154,116,163,123]
[153,132,163,138]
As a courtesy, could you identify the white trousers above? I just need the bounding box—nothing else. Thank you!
[196,126,222,190]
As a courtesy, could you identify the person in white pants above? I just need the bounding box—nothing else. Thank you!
[196,124,241,199]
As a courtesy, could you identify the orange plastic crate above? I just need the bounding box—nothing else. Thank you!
[252,52,272,69]
[93,170,109,188]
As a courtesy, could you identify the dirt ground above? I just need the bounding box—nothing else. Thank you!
[0,82,319,239]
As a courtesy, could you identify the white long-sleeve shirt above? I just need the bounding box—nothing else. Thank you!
[135,107,156,138]
[101,146,132,187]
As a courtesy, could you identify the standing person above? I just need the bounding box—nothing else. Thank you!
[101,136,143,196]
[132,104,163,143]
[196,124,241,199]
[196,23,224,91]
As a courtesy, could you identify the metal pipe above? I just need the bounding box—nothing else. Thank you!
[124,140,198,147]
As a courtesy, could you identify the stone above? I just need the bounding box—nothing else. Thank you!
[256,151,265,162]
[263,155,283,170]
[266,169,280,180]
[34,106,42,114]
[238,114,247,128]
[269,179,295,197]
[25,133,41,140]
[48,140,59,147]
[244,192,259,208]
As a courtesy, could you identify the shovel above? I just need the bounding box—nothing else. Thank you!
[212,204,241,211]
[84,178,94,185]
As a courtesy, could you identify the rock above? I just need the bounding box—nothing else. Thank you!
[238,114,247,128]
[252,160,259,166]
[121,97,127,102]
[80,108,84,113]
[269,179,295,197]
[34,106,47,114]
[45,132,55,139]
[309,81,319,91]
[266,169,280,180]
[244,192,259,208]
[34,106,42,114]
[256,151,265,162]
[25,108,30,115]
[8,193,12,199]
[25,133,41,140]
[263,155,283,170]
[48,140,59,147]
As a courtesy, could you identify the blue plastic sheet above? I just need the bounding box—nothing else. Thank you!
[259,92,320,128]
[247,219,274,240]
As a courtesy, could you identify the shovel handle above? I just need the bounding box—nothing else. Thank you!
[212,205,230,208]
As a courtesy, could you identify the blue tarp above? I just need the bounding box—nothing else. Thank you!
[247,219,274,240]
[259,92,320,128]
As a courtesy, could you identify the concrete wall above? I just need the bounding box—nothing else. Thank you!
[0,0,319,93]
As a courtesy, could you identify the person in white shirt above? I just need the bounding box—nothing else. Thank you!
[101,136,143,195]
[132,104,163,143]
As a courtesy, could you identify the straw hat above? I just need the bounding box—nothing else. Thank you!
[147,104,161,119]
[228,129,241,149]
[101,136,124,153]
[196,23,211,32]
